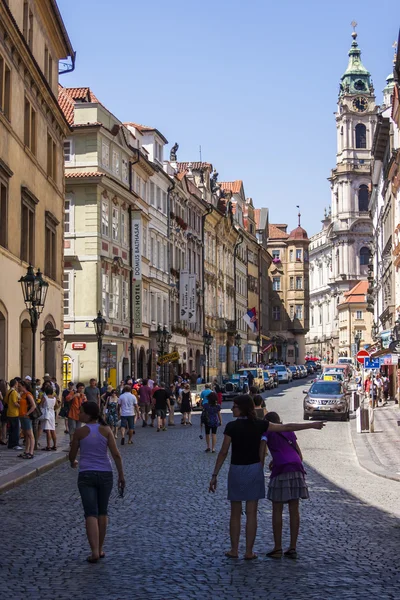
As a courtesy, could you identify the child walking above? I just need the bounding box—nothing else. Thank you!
[41,384,57,451]
[263,412,309,560]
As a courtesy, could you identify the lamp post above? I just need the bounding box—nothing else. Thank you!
[93,311,107,386]
[256,334,261,365]
[203,330,214,382]
[294,340,299,364]
[354,331,362,353]
[283,340,288,364]
[157,325,170,382]
[19,265,49,401]
[234,332,242,372]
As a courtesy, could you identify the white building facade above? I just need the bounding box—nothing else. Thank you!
[306,31,378,361]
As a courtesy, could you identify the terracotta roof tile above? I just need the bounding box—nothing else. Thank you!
[288,225,309,240]
[219,180,243,195]
[342,281,368,303]
[58,85,102,125]
[268,224,289,239]
[177,162,213,172]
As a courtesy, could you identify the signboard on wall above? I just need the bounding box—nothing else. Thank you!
[179,270,189,321]
[188,274,196,324]
[131,211,142,335]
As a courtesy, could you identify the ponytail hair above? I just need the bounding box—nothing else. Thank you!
[82,401,107,426]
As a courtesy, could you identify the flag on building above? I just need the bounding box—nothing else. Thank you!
[262,343,273,353]
[243,307,258,333]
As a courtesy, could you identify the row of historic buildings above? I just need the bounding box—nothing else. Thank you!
[0,0,311,388]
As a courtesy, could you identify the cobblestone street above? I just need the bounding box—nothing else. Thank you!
[1,380,400,600]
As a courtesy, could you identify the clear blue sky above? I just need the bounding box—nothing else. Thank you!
[58,0,399,237]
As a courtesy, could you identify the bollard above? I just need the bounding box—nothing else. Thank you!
[368,405,375,433]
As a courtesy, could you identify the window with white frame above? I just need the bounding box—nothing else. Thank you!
[296,249,302,261]
[101,199,109,237]
[164,242,167,272]
[142,289,148,323]
[163,298,167,325]
[121,211,127,245]
[64,140,72,163]
[122,158,128,184]
[157,240,161,269]
[113,277,120,319]
[295,304,303,319]
[64,195,73,233]
[162,191,167,214]
[150,182,155,206]
[156,187,161,209]
[272,249,280,259]
[356,310,363,320]
[142,180,146,201]
[155,141,163,162]
[102,141,110,168]
[63,271,71,316]
[112,150,120,176]
[122,279,128,321]
[289,249,294,261]
[102,273,109,317]
[272,277,281,291]
[135,174,141,195]
[112,206,119,241]
[151,293,156,323]
[296,276,302,290]
[150,237,154,265]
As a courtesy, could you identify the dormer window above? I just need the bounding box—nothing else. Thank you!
[155,140,163,162]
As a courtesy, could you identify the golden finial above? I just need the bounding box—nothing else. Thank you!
[351,20,357,40]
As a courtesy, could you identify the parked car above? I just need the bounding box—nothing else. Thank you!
[306,364,315,375]
[275,364,290,383]
[237,368,265,392]
[262,370,274,390]
[303,380,350,421]
[266,368,279,387]
[306,360,320,372]
[298,365,308,378]
[288,365,299,379]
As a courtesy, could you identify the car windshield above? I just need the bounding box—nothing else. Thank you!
[239,369,257,376]
[275,366,286,371]
[289,366,296,371]
[310,382,342,395]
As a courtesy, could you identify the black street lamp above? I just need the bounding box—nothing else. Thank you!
[283,340,288,363]
[93,311,107,386]
[157,325,170,382]
[255,334,261,365]
[203,330,214,382]
[294,340,299,364]
[354,331,362,352]
[234,332,242,371]
[19,265,49,400]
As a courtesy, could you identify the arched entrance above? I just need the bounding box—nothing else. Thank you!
[0,309,6,380]
[137,347,145,379]
[21,319,32,378]
[44,321,57,377]
[195,349,201,376]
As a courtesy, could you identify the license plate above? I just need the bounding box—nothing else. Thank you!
[318,406,331,410]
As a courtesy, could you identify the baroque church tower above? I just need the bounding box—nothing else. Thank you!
[328,28,378,288]
[306,28,378,361]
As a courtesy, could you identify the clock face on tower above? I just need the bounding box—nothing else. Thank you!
[352,97,368,113]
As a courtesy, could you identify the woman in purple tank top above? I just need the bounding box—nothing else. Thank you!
[69,402,125,563]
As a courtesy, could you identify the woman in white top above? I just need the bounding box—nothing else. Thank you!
[41,384,57,451]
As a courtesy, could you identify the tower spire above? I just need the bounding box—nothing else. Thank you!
[339,24,372,97]
[296,205,301,227]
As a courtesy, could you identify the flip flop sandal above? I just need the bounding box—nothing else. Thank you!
[23,454,34,459]
[41,447,51,451]
[284,548,298,559]
[86,556,99,563]
[244,554,258,561]
[17,453,28,458]
[224,552,239,559]
[50,447,57,451]
[266,549,283,559]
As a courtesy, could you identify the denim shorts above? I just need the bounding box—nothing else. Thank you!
[120,415,135,430]
[20,417,32,431]
[78,471,113,518]
[68,418,82,435]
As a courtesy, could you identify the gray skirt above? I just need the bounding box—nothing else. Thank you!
[227,462,265,502]
[267,471,309,503]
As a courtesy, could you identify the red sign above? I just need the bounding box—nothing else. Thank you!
[356,349,370,365]
[72,343,86,351]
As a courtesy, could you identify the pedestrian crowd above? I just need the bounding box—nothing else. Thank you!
[1,370,325,563]
[363,371,390,408]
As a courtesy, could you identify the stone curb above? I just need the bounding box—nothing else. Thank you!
[0,453,68,495]
[350,418,400,483]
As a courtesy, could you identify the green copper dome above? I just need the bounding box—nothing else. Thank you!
[339,32,373,97]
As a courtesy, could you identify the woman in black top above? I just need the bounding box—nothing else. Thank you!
[209,395,325,560]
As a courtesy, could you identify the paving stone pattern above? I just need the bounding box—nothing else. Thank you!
[0,380,399,599]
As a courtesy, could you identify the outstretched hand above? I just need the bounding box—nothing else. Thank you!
[312,421,326,429]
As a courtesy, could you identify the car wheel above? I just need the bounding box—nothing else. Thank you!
[303,412,309,421]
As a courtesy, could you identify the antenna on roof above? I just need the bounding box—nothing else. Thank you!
[296,205,301,227]
[199,145,202,162]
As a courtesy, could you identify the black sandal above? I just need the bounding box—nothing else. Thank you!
[284,548,297,559]
[266,549,283,559]
[86,556,98,563]
[42,447,51,451]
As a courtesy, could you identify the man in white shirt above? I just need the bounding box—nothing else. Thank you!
[118,385,139,445]
[147,378,154,390]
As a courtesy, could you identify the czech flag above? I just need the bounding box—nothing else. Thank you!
[243,307,258,333]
